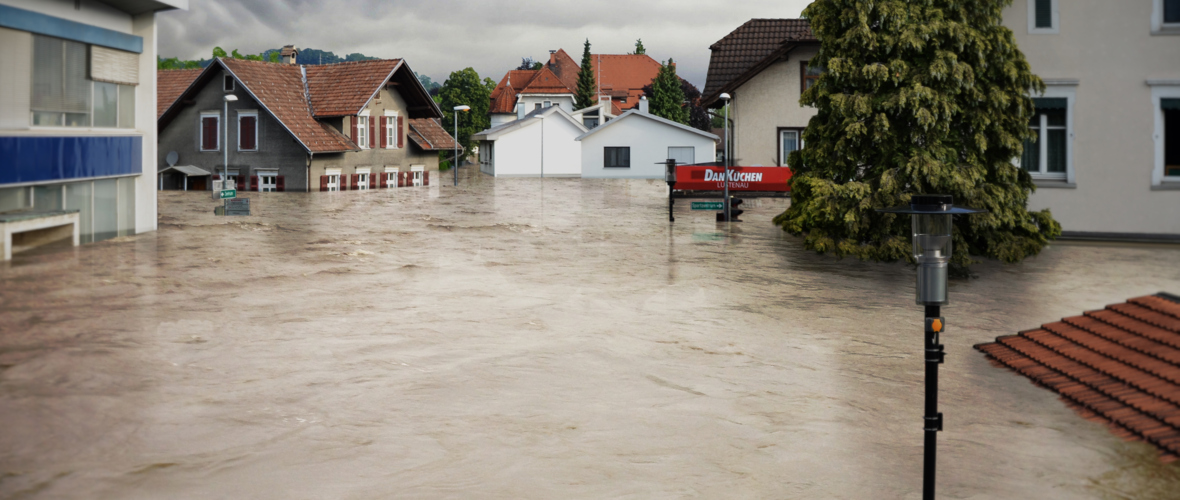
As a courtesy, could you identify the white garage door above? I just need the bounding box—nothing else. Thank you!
[668,147,695,165]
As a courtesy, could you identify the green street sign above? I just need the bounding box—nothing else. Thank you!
[219,189,236,199]
[691,201,724,210]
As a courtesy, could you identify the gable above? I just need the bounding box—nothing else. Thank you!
[702,18,817,107]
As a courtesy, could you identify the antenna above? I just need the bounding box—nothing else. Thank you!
[166,151,178,166]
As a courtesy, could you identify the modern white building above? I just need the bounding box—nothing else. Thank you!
[0,0,185,249]
[473,106,586,177]
[578,102,718,179]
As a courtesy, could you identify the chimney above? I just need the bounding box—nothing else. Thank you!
[548,49,557,66]
[281,45,298,65]
[516,96,526,121]
[638,96,648,114]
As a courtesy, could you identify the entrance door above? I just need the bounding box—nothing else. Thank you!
[668,147,695,166]
[326,175,340,191]
[358,173,370,190]
[259,172,277,192]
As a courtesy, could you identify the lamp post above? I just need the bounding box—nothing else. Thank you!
[663,158,677,222]
[453,105,470,186]
[223,94,238,193]
[719,93,732,221]
[878,194,985,500]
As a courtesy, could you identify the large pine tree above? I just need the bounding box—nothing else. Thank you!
[774,0,1061,270]
[650,58,689,124]
[575,39,597,110]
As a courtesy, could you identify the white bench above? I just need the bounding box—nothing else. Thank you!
[0,210,81,260]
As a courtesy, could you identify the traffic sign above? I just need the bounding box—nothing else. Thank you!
[219,189,236,199]
[691,201,724,210]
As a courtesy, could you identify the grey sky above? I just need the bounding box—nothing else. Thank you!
[158,0,813,90]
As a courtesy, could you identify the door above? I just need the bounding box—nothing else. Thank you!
[326,175,340,192]
[358,173,370,190]
[259,173,277,192]
[668,147,695,166]
[385,171,398,188]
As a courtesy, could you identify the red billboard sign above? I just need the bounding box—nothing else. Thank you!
[674,166,792,192]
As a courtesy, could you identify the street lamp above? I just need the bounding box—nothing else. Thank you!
[663,158,677,222]
[223,94,238,194]
[453,105,470,186]
[878,194,986,500]
[719,93,732,222]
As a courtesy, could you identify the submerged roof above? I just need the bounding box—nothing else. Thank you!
[702,18,817,107]
[975,293,1180,463]
[575,109,718,141]
[407,118,461,152]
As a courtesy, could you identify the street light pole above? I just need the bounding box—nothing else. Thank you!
[453,105,470,187]
[223,94,238,197]
[719,93,731,222]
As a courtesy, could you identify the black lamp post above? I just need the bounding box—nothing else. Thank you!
[663,158,677,222]
[878,194,985,500]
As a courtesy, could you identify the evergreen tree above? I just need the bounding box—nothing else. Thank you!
[773,0,1060,270]
[634,39,646,55]
[575,39,597,109]
[649,58,689,124]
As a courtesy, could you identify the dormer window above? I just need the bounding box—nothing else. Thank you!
[223,74,234,92]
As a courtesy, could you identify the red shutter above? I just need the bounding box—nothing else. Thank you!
[277,176,285,192]
[398,172,405,187]
[397,116,404,148]
[424,171,429,186]
[369,118,376,149]
[202,117,218,150]
[351,116,358,144]
[236,176,246,190]
[379,117,387,149]
[350,174,359,190]
[240,115,257,150]
[379,173,386,188]
[250,175,259,191]
[319,175,328,192]
[370,173,377,189]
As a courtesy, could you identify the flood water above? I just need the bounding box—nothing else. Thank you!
[2,168,1179,499]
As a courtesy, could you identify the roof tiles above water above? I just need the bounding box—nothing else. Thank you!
[305,59,401,117]
[702,18,816,104]
[407,118,460,152]
[157,68,202,118]
[976,293,1180,463]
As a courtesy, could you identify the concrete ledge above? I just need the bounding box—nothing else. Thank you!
[1150,182,1180,191]
[1058,231,1180,244]
[1,210,80,260]
[1033,179,1076,189]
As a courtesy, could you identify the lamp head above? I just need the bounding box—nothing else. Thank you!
[719,93,731,101]
[454,105,471,112]
[224,95,238,102]
[876,194,987,306]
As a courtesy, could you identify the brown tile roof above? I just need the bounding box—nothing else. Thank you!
[407,118,461,152]
[520,66,573,94]
[702,18,817,107]
[975,293,1180,463]
[489,50,665,114]
[590,54,663,110]
[489,84,518,114]
[305,59,401,117]
[157,68,202,118]
[221,58,357,153]
[548,49,581,91]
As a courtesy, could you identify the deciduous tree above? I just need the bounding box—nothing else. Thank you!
[438,68,492,154]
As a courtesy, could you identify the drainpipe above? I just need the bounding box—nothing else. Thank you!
[306,152,313,192]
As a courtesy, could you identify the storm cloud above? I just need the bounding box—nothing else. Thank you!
[158,0,812,89]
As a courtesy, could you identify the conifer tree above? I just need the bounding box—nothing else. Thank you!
[774,0,1061,270]
[575,39,597,109]
[649,58,689,124]
[634,39,646,55]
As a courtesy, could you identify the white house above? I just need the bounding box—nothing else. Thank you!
[472,105,586,177]
[577,101,718,179]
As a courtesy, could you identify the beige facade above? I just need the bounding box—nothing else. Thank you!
[1002,0,1180,235]
[728,45,820,167]
[310,86,439,185]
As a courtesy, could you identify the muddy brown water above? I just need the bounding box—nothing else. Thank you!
[2,169,1179,499]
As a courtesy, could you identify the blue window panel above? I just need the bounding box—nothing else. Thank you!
[0,136,142,185]
[0,5,143,53]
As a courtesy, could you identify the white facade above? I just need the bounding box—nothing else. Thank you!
[517,94,576,115]
[473,106,586,177]
[577,110,718,179]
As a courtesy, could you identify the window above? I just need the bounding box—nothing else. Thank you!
[605,147,630,168]
[801,61,823,92]
[1021,98,1067,178]
[238,111,258,151]
[357,168,371,190]
[1164,99,1180,178]
[385,113,398,149]
[583,117,599,128]
[258,171,277,192]
[326,174,340,192]
[30,35,135,128]
[543,100,552,108]
[1167,0,1180,24]
[779,129,803,166]
[1028,0,1059,34]
[534,103,542,110]
[668,147,695,166]
[357,115,369,149]
[411,166,424,187]
[385,168,399,188]
[200,112,220,151]
[224,74,235,92]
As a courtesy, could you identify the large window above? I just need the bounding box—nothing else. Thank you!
[238,111,258,151]
[357,115,369,150]
[801,61,823,92]
[30,35,135,128]
[605,147,630,168]
[1021,98,1067,178]
[200,112,220,151]
[779,129,803,167]
[385,113,398,149]
[1165,99,1180,178]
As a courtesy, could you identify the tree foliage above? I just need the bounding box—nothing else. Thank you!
[517,57,544,70]
[634,39,646,55]
[575,39,597,109]
[774,0,1060,271]
[649,58,689,124]
[642,77,710,131]
[438,68,492,154]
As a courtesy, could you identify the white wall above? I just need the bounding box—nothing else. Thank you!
[517,95,575,114]
[0,0,134,34]
[488,116,582,177]
[490,113,516,128]
[731,44,820,167]
[133,11,157,234]
[580,114,716,179]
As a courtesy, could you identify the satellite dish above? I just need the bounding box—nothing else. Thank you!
[166,151,179,166]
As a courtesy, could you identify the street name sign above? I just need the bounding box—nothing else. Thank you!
[691,201,724,210]
[220,189,236,199]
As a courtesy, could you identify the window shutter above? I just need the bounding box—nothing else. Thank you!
[369,174,377,189]
[90,46,139,86]
[424,172,429,186]
[320,175,328,191]
[250,175,259,191]
[380,117,387,148]
[277,176,285,192]
[351,116,358,144]
[202,117,217,150]
[397,117,404,148]
[240,116,257,150]
[369,118,376,149]
[236,176,246,190]
[350,174,359,190]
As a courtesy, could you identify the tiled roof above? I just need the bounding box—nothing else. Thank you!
[702,18,816,106]
[488,50,664,114]
[407,118,461,152]
[591,54,663,110]
[489,84,518,114]
[157,68,201,118]
[305,59,401,117]
[975,293,1180,463]
[221,58,357,153]
[520,66,573,94]
[548,49,581,91]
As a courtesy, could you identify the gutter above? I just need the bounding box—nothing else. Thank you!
[1057,231,1180,245]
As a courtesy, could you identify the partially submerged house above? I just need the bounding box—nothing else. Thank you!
[578,100,717,179]
[157,49,459,192]
[472,106,586,177]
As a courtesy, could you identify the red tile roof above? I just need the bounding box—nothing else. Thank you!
[157,68,201,118]
[221,58,357,153]
[520,66,573,94]
[305,59,401,117]
[489,49,664,114]
[702,18,817,107]
[590,54,663,110]
[975,293,1180,463]
[407,118,461,152]
[489,84,518,114]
